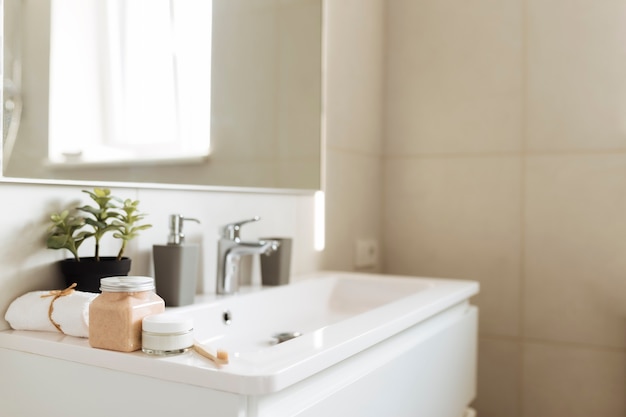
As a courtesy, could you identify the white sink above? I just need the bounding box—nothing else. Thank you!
[0,271,479,414]
[184,272,439,354]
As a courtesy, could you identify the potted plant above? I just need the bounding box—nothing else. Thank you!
[46,188,152,292]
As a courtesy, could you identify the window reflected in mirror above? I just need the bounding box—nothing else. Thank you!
[48,0,212,166]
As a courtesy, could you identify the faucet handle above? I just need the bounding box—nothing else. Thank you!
[220,216,260,240]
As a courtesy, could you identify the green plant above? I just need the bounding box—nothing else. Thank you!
[46,188,152,261]
[112,198,153,260]
[46,210,91,261]
[79,188,122,261]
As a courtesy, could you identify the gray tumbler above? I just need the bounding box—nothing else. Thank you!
[260,237,292,286]
[153,244,199,306]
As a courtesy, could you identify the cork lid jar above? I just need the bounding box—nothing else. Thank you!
[89,276,165,352]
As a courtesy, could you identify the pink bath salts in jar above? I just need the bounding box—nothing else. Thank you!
[89,276,165,352]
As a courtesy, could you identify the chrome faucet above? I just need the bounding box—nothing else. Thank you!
[216,217,280,294]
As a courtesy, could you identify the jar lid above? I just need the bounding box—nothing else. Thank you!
[100,276,155,292]
[143,314,194,334]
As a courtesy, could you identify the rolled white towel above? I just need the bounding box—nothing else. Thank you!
[4,286,98,338]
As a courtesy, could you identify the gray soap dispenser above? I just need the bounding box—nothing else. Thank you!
[153,214,200,307]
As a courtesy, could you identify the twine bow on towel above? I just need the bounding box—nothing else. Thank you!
[40,283,77,334]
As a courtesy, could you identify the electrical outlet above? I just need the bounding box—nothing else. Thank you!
[354,238,379,269]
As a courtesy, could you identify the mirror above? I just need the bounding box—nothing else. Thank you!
[2,0,322,191]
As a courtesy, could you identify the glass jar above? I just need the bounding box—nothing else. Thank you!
[89,276,165,352]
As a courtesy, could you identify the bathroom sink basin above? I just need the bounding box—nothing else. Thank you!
[183,272,440,354]
[0,271,478,395]
[168,271,478,392]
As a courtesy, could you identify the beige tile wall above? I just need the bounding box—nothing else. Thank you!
[322,0,385,272]
[383,0,626,416]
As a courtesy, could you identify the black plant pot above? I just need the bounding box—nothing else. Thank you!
[58,257,132,293]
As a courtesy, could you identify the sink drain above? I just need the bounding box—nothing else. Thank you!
[272,332,303,344]
[222,310,232,325]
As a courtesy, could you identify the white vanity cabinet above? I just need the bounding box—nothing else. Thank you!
[0,273,478,417]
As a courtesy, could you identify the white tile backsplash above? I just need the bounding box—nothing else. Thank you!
[0,181,318,331]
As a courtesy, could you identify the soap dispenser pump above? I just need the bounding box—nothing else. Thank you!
[153,214,200,307]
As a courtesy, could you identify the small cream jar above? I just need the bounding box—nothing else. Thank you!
[142,314,193,355]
